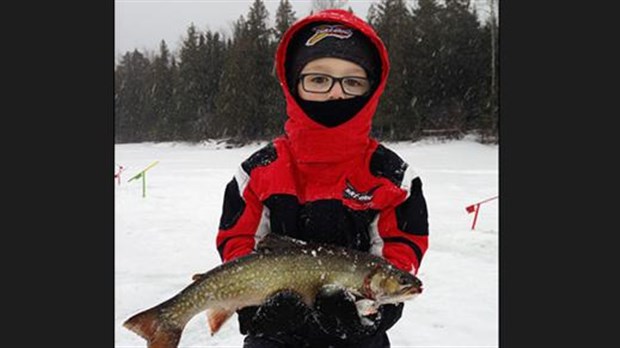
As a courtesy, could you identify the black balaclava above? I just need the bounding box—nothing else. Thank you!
[286,22,382,128]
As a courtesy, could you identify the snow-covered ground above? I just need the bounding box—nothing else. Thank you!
[115,136,498,348]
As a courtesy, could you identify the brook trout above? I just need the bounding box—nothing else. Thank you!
[123,234,423,348]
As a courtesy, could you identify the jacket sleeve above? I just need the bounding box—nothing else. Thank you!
[375,175,429,274]
[215,144,278,262]
[368,144,429,274]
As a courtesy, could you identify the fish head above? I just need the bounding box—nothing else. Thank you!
[366,263,423,304]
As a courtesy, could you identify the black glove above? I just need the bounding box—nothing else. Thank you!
[375,302,404,333]
[237,290,312,336]
[310,287,404,342]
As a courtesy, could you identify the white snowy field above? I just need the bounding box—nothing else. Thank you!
[115,136,498,348]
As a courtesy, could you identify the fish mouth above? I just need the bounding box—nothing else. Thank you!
[404,284,423,295]
[377,285,423,305]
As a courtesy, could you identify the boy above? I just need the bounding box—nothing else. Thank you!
[215,9,429,348]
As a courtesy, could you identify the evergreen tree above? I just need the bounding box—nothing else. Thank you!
[311,0,348,11]
[216,1,276,141]
[438,0,484,132]
[269,0,298,136]
[176,24,204,141]
[274,0,297,41]
[150,40,175,141]
[481,0,499,141]
[202,30,227,138]
[247,0,275,138]
[214,16,254,140]
[368,0,415,139]
[114,58,124,142]
[478,16,498,142]
[188,31,221,140]
[410,0,446,132]
[367,3,379,26]
[169,56,182,140]
[114,50,152,143]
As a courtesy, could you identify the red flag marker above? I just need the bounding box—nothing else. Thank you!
[465,195,498,230]
[114,165,125,186]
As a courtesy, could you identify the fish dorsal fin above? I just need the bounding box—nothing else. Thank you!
[192,272,208,282]
[256,233,309,253]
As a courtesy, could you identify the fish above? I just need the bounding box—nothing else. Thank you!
[123,234,423,348]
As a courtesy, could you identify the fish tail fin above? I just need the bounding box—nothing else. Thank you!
[123,305,183,348]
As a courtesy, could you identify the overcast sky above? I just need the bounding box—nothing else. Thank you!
[115,0,493,60]
[115,0,375,59]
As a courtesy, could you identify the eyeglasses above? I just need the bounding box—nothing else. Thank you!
[299,73,371,96]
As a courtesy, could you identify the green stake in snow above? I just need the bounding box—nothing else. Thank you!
[128,161,159,198]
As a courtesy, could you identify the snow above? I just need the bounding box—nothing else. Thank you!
[115,136,498,347]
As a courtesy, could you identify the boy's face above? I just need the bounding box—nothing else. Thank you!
[297,57,369,102]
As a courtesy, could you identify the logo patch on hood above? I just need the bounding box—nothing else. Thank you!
[305,24,353,46]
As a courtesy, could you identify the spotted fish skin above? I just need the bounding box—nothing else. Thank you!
[123,234,423,348]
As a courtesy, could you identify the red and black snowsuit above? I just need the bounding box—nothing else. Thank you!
[216,9,428,273]
[215,9,429,346]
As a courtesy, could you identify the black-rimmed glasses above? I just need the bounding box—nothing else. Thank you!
[299,73,371,96]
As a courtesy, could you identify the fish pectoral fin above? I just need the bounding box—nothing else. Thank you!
[317,284,347,297]
[206,308,235,336]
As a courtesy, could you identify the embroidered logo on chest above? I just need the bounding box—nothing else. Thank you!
[343,179,381,203]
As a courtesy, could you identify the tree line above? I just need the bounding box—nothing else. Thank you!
[115,0,499,144]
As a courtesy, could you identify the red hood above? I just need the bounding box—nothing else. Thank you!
[275,9,390,164]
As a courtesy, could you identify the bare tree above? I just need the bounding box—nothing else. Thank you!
[311,0,349,12]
